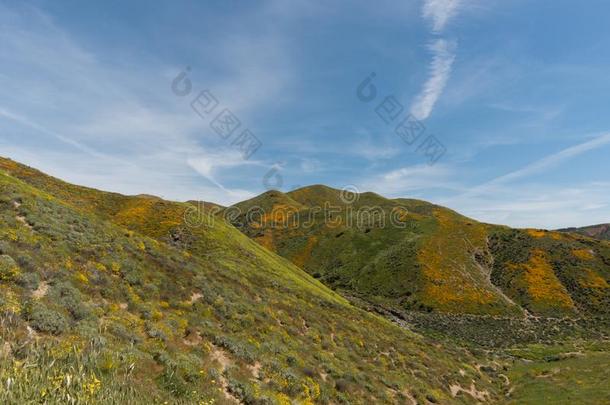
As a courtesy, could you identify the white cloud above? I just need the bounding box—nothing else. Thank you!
[300,158,322,173]
[422,0,463,33]
[186,150,261,181]
[444,182,610,229]
[352,131,610,229]
[0,3,295,203]
[359,163,459,196]
[410,39,457,120]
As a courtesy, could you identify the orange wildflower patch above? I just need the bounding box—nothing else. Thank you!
[417,209,502,312]
[424,284,496,307]
[572,248,595,260]
[259,204,300,228]
[292,236,318,268]
[578,268,609,289]
[516,249,575,309]
[526,229,547,238]
[255,229,276,252]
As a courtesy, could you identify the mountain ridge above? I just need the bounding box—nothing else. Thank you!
[559,223,610,241]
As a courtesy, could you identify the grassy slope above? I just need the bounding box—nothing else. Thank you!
[503,341,610,404]
[228,186,610,319]
[0,157,509,404]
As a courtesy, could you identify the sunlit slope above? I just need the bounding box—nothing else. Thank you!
[0,157,506,403]
[229,185,610,318]
[490,228,610,317]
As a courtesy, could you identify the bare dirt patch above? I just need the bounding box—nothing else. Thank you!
[248,362,262,379]
[32,281,49,299]
[183,330,202,347]
[210,346,239,403]
[449,382,490,401]
[16,215,32,230]
[189,292,203,304]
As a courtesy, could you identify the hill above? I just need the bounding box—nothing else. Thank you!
[2,157,609,404]
[559,223,610,241]
[228,186,610,324]
[0,157,512,404]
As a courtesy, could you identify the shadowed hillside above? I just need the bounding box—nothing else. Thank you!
[559,223,610,241]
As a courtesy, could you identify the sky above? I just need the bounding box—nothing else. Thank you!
[1,0,609,229]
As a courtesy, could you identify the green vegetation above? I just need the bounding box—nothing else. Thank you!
[504,342,610,404]
[0,158,509,403]
[229,186,610,321]
[1,157,608,403]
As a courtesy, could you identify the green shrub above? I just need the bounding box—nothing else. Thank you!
[0,254,20,281]
[28,304,69,335]
[16,271,40,291]
[213,335,256,363]
[108,322,141,344]
[52,282,91,321]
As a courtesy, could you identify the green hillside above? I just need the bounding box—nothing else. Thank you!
[1,157,609,404]
[0,157,511,404]
[228,186,610,321]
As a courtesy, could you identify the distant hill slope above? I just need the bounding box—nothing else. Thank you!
[228,186,610,319]
[559,223,610,241]
[0,157,508,403]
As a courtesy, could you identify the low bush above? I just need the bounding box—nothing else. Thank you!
[0,255,20,281]
[27,304,69,335]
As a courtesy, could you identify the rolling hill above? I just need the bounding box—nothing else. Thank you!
[0,157,513,403]
[228,186,610,325]
[1,156,609,404]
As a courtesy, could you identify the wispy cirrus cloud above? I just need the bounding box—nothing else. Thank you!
[410,0,466,120]
[409,39,457,120]
[436,132,610,228]
[0,2,297,204]
[359,163,459,196]
[453,132,610,199]
[444,181,610,229]
[422,0,463,33]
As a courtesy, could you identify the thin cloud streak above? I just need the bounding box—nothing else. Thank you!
[0,106,126,165]
[435,132,610,228]
[422,0,463,32]
[410,39,457,120]
[450,132,610,201]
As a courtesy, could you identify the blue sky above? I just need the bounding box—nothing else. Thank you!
[1,0,609,228]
